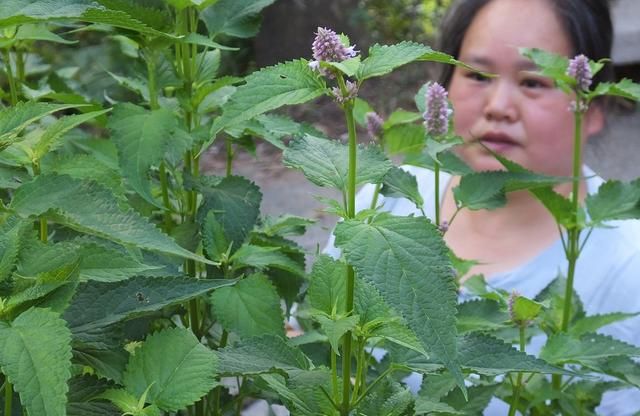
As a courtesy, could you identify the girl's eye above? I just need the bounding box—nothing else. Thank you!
[465,72,490,82]
[521,77,549,89]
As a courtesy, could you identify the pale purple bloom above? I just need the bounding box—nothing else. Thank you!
[508,290,520,324]
[312,27,358,63]
[365,112,384,139]
[438,220,449,234]
[331,80,358,103]
[423,82,451,137]
[566,54,592,91]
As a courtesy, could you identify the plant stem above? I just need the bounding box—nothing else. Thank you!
[338,74,358,416]
[32,162,47,242]
[225,138,234,177]
[351,337,367,402]
[369,183,381,210]
[331,350,339,401]
[508,325,527,416]
[434,162,440,226]
[3,49,18,105]
[15,49,24,84]
[145,49,159,110]
[159,162,172,232]
[4,381,12,416]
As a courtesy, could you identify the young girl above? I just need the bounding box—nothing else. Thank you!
[326,0,640,413]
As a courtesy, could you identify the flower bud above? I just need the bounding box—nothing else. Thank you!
[423,82,451,137]
[365,112,384,140]
[566,54,592,91]
[311,27,357,64]
[331,80,358,104]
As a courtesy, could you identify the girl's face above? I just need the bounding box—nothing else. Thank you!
[449,0,604,175]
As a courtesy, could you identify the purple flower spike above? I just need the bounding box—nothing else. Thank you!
[331,80,358,104]
[423,82,451,137]
[312,27,357,63]
[508,290,520,323]
[566,54,593,91]
[365,112,384,139]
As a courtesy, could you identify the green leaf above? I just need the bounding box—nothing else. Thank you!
[414,397,462,415]
[0,308,72,416]
[201,0,276,38]
[326,56,361,78]
[75,241,162,282]
[586,179,640,224]
[202,210,229,262]
[458,333,565,375]
[456,299,509,333]
[10,174,209,263]
[209,60,325,139]
[569,312,640,337]
[381,166,424,209]
[230,244,305,276]
[0,101,80,150]
[357,41,433,81]
[540,333,640,365]
[64,276,235,333]
[424,136,464,164]
[334,213,465,394]
[210,273,284,338]
[217,334,309,376]
[0,0,95,27]
[259,214,316,237]
[383,123,425,155]
[15,23,77,44]
[383,109,422,129]
[73,347,128,384]
[314,314,359,353]
[355,278,426,355]
[591,78,640,101]
[43,154,126,198]
[307,255,347,316]
[405,150,473,176]
[67,374,119,416]
[0,216,32,282]
[97,0,171,31]
[441,384,498,415]
[454,170,565,210]
[583,356,640,388]
[33,109,110,163]
[511,295,544,323]
[108,104,191,207]
[195,175,262,253]
[283,135,393,192]
[123,327,218,412]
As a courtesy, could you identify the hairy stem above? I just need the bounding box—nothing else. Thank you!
[159,162,172,232]
[4,381,12,416]
[225,138,234,177]
[337,74,358,416]
[434,162,440,226]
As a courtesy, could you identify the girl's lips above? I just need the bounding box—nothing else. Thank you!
[478,132,519,153]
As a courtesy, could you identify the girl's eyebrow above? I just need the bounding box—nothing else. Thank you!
[460,54,540,71]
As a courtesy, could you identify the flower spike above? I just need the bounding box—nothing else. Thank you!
[566,54,593,91]
[423,82,451,137]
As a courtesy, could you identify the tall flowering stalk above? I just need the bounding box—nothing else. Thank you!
[423,82,451,226]
[311,27,360,415]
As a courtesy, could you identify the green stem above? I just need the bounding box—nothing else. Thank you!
[15,49,24,83]
[351,337,367,403]
[434,162,440,226]
[32,162,47,242]
[4,381,12,416]
[508,325,526,416]
[369,183,381,210]
[338,74,358,416]
[225,138,234,177]
[212,329,229,416]
[146,48,159,111]
[3,49,17,105]
[352,366,395,408]
[159,162,172,232]
[331,350,339,401]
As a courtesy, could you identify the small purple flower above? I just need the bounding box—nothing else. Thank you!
[566,54,593,91]
[423,82,451,137]
[311,27,357,64]
[331,80,358,104]
[438,220,449,234]
[365,112,384,140]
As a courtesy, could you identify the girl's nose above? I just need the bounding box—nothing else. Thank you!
[483,81,518,122]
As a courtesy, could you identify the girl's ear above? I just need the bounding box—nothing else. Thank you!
[584,104,605,137]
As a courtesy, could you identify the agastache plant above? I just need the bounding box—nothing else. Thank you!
[423,82,451,226]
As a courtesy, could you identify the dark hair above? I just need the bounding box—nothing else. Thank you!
[436,0,614,87]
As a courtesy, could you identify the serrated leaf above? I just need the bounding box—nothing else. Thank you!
[108,104,191,207]
[209,60,325,140]
[216,334,310,376]
[0,216,31,281]
[314,314,359,353]
[414,397,462,415]
[63,276,235,333]
[442,384,498,415]
[33,109,109,163]
[75,242,162,282]
[201,0,275,38]
[97,0,171,31]
[123,327,218,412]
[383,109,422,129]
[405,150,474,176]
[334,213,465,394]
[0,101,80,150]
[43,154,126,198]
[454,170,565,210]
[458,333,565,375]
[583,356,640,388]
[0,308,72,416]
[10,174,209,263]
[512,295,544,323]
[259,214,315,237]
[67,374,119,416]
[195,175,262,253]
[569,312,640,337]
[73,347,128,384]
[325,56,361,77]
[283,134,393,192]
[230,244,304,276]
[0,0,96,27]
[586,179,640,224]
[307,255,347,316]
[381,166,424,209]
[540,333,640,365]
[210,273,284,338]
[456,299,509,333]
[592,78,640,101]
[357,41,433,81]
[202,210,228,262]
[521,48,571,83]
